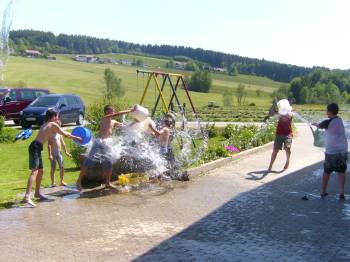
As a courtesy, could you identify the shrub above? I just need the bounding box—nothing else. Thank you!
[207,124,218,138]
[0,127,18,143]
[69,141,87,168]
[0,116,4,131]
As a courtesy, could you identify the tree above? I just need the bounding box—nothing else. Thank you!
[103,68,124,103]
[236,83,247,106]
[188,70,212,93]
[227,63,238,76]
[290,77,303,103]
[222,89,234,107]
[272,85,292,101]
[299,86,310,104]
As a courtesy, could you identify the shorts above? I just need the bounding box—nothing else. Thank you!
[160,146,168,156]
[324,153,348,174]
[274,135,292,150]
[84,140,113,172]
[29,140,43,170]
[50,151,64,170]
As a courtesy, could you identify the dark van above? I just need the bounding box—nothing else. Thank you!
[0,88,50,125]
[20,94,85,128]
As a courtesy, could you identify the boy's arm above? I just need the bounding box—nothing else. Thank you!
[148,124,162,136]
[53,124,82,142]
[60,136,71,157]
[104,107,135,118]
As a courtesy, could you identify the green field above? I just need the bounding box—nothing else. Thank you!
[2,54,285,109]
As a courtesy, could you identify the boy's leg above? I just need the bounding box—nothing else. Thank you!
[284,148,291,170]
[104,160,116,189]
[50,160,56,187]
[59,168,66,186]
[321,172,331,196]
[267,149,279,172]
[24,169,38,206]
[337,172,345,196]
[34,168,48,200]
[76,165,87,191]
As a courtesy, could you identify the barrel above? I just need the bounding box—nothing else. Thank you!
[72,127,92,146]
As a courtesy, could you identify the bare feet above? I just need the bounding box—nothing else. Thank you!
[266,168,272,173]
[51,183,57,187]
[34,194,49,201]
[320,192,329,198]
[105,183,117,189]
[60,181,67,186]
[23,197,36,207]
[283,161,289,170]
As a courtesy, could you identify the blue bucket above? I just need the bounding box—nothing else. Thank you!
[71,127,92,146]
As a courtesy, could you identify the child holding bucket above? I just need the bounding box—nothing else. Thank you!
[24,109,82,207]
[48,120,72,187]
[76,105,135,191]
[313,103,348,199]
[267,99,294,173]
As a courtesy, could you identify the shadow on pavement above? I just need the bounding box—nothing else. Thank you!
[246,170,284,180]
[135,160,350,262]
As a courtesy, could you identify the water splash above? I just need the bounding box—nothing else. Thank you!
[0,0,16,81]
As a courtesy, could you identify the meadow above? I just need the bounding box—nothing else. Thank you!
[2,54,284,109]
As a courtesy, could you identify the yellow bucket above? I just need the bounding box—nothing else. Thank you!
[118,173,148,185]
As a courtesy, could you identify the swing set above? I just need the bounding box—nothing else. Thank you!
[136,69,198,118]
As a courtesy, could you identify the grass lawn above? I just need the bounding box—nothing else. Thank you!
[1,55,284,108]
[0,130,80,208]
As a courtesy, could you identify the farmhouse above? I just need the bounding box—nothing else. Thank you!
[25,49,41,57]
[74,55,98,63]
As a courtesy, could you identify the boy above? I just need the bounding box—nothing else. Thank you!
[48,120,71,187]
[76,105,134,191]
[24,109,82,207]
[267,111,293,173]
[313,103,348,199]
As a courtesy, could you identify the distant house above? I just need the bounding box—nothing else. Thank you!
[119,59,132,66]
[97,57,115,64]
[174,62,185,69]
[47,56,56,60]
[25,49,41,57]
[74,55,98,63]
[212,67,226,73]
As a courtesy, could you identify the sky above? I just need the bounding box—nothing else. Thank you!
[6,0,350,69]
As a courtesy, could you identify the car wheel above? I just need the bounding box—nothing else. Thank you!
[76,113,84,125]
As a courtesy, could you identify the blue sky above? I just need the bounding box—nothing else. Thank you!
[8,0,350,69]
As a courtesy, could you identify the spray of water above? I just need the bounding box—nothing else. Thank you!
[0,0,16,81]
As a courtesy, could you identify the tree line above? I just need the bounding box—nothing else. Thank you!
[273,69,350,104]
[10,29,318,82]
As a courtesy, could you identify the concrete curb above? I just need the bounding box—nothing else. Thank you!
[187,141,274,178]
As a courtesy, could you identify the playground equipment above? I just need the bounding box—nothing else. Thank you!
[136,69,199,119]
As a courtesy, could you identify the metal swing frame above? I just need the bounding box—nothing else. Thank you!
[136,69,197,117]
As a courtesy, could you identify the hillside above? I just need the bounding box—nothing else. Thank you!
[2,54,285,108]
[10,29,315,82]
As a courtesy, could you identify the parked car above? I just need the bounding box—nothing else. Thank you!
[0,88,50,125]
[20,94,85,128]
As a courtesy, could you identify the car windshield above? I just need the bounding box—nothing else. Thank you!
[31,96,59,107]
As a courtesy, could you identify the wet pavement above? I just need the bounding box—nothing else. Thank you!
[1,125,349,261]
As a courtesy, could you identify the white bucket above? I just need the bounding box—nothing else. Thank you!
[130,104,149,122]
[277,99,292,116]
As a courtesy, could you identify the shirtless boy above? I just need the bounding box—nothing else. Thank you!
[48,120,71,187]
[24,109,82,207]
[76,105,134,191]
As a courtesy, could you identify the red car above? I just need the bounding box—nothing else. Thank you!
[0,88,50,125]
